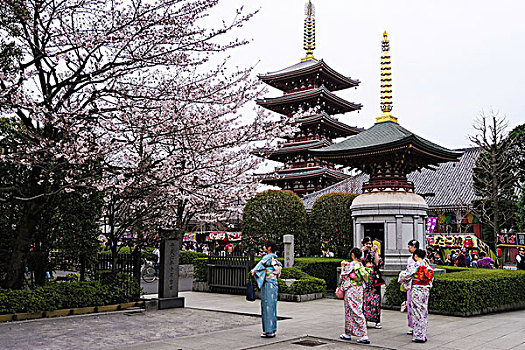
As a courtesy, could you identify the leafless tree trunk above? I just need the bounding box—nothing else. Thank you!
[469,110,516,244]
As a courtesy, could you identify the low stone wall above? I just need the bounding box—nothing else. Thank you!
[179,264,194,279]
[0,301,145,322]
[192,281,210,292]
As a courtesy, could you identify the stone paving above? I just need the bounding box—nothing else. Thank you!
[0,308,259,350]
[0,291,524,350]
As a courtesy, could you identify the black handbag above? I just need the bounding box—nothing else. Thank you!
[246,275,256,301]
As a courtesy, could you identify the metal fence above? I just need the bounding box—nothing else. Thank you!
[207,254,255,294]
[96,250,141,298]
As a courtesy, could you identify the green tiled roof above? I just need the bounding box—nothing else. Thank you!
[311,121,462,160]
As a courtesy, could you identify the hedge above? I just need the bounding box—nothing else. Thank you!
[194,258,208,282]
[384,269,525,316]
[179,251,207,265]
[194,256,343,290]
[294,257,344,291]
[278,267,326,295]
[0,281,136,314]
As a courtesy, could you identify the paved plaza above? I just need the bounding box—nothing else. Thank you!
[1,292,524,350]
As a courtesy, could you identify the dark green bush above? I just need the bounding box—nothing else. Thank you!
[384,277,406,307]
[179,251,206,265]
[310,193,357,257]
[435,265,474,273]
[242,190,308,254]
[278,267,326,295]
[193,258,208,282]
[293,257,343,291]
[384,269,525,316]
[0,281,135,314]
[95,271,141,298]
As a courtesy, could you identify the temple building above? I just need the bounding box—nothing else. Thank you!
[253,1,362,196]
[311,32,463,270]
[302,147,483,236]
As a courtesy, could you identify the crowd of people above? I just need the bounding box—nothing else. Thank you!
[250,237,436,344]
[426,246,496,269]
[337,238,434,344]
[179,241,245,256]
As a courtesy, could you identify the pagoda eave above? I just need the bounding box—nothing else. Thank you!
[256,87,362,116]
[253,139,332,161]
[259,168,350,182]
[312,142,461,163]
[298,113,363,137]
[258,59,360,92]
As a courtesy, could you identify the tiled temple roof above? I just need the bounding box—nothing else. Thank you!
[258,59,360,92]
[302,147,482,210]
[311,121,462,161]
[256,86,362,116]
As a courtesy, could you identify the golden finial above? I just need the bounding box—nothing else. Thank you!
[376,31,398,123]
[301,1,318,62]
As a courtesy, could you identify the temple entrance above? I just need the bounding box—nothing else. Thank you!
[363,223,385,260]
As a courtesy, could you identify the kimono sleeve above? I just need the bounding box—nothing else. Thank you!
[252,254,272,289]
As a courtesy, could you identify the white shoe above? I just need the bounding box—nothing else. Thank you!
[357,336,370,344]
[375,322,383,329]
[339,334,351,340]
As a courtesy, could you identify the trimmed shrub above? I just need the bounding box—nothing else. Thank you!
[242,190,307,254]
[384,277,406,308]
[193,258,208,282]
[293,257,344,291]
[435,265,475,273]
[309,193,358,257]
[0,281,134,314]
[384,269,525,316]
[179,251,206,265]
[277,267,326,295]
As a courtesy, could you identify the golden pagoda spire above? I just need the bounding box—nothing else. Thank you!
[301,1,317,62]
[377,31,398,123]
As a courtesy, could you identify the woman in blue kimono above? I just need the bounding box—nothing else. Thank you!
[250,240,280,338]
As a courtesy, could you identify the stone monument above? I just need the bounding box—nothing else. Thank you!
[283,234,294,268]
[158,237,185,309]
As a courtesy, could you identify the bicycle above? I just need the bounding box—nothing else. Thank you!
[141,259,157,283]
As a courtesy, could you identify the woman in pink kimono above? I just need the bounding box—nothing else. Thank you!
[339,248,370,344]
[399,249,434,343]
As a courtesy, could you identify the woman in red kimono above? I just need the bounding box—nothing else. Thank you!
[361,236,384,329]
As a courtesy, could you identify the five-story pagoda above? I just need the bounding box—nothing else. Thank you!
[312,32,463,270]
[254,1,363,196]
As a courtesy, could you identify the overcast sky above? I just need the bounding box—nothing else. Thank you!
[212,0,524,150]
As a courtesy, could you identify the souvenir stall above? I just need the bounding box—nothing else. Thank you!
[426,234,497,261]
[496,232,525,269]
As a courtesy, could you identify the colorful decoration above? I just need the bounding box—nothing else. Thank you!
[426,217,437,234]
[183,233,196,242]
[207,232,242,241]
[426,234,489,252]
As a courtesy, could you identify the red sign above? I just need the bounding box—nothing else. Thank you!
[207,232,242,241]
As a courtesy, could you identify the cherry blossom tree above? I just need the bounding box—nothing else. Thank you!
[0,0,291,288]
